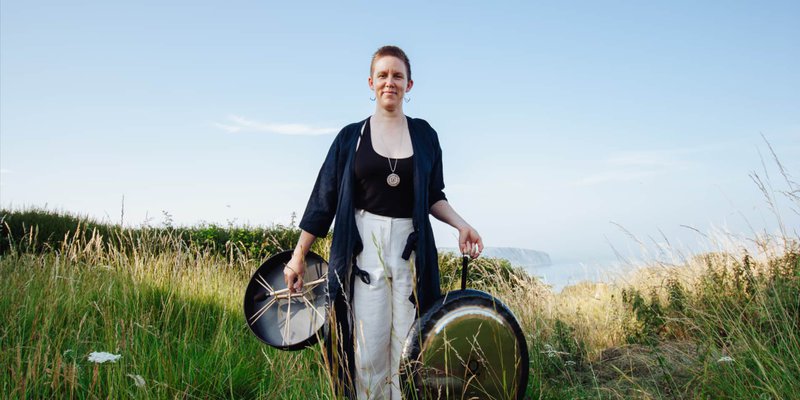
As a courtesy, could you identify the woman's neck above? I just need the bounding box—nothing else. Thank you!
[372,106,405,124]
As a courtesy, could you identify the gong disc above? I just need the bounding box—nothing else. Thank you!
[400,289,529,399]
[243,250,328,351]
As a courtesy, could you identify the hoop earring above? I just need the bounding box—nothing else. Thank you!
[404,96,411,103]
[370,95,376,101]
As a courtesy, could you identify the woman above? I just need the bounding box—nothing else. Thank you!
[284,45,483,399]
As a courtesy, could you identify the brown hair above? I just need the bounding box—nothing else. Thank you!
[370,45,411,81]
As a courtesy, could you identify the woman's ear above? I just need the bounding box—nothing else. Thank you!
[406,79,414,92]
[368,76,374,90]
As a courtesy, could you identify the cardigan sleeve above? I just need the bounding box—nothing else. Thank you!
[299,131,343,238]
[426,122,448,208]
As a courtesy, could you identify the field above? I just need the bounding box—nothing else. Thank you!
[1,205,798,399]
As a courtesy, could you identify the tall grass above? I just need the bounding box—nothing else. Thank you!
[0,221,333,399]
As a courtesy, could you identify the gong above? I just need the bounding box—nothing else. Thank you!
[243,250,328,351]
[400,257,529,399]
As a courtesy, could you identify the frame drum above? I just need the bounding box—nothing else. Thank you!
[243,250,328,351]
[400,289,529,400]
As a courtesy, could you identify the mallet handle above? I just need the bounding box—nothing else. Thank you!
[461,255,469,290]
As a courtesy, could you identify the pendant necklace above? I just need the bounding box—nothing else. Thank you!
[386,158,400,187]
[378,127,405,187]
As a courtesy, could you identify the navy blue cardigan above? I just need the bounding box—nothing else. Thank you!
[299,115,446,311]
[298,116,446,396]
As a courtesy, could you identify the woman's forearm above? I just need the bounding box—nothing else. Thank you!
[293,230,317,258]
[430,199,483,256]
[430,200,470,230]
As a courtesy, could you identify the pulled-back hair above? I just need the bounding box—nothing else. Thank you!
[370,45,411,80]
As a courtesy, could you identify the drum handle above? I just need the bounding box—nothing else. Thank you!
[461,255,469,290]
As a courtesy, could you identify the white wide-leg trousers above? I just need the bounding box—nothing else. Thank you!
[353,209,416,400]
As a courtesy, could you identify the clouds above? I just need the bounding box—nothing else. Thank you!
[215,115,337,136]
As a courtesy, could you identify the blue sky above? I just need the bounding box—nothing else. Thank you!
[2,1,798,263]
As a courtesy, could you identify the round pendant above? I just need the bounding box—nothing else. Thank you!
[387,173,401,187]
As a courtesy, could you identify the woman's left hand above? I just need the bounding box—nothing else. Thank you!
[459,225,483,258]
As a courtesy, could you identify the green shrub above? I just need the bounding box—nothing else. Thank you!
[1,207,310,263]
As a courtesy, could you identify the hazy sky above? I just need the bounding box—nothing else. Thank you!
[2,1,798,263]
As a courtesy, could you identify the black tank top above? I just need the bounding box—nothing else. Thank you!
[354,119,414,218]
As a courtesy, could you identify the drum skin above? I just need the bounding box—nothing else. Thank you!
[400,289,529,400]
[243,250,328,351]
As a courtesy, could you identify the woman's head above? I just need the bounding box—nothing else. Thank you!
[369,45,413,112]
[370,45,411,81]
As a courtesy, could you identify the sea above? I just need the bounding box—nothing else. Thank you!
[521,259,639,292]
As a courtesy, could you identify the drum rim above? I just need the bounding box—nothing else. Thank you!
[243,249,328,351]
[400,289,530,399]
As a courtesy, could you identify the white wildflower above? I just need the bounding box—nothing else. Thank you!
[540,344,569,358]
[127,374,146,387]
[717,356,735,363]
[542,344,557,358]
[87,352,121,363]
[565,360,577,366]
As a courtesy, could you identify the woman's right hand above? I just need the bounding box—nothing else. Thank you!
[284,254,307,293]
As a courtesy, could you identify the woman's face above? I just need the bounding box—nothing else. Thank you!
[369,55,413,112]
